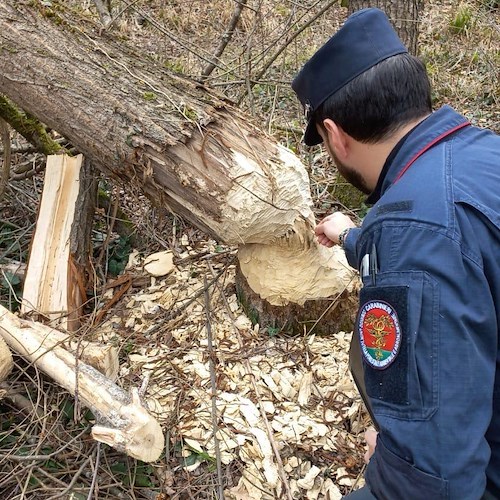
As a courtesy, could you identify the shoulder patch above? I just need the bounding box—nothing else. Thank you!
[376,200,413,215]
[357,300,402,369]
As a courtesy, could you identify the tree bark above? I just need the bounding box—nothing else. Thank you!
[0,0,357,311]
[0,1,311,246]
[347,0,424,55]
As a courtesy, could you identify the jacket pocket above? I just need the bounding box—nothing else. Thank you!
[357,271,439,420]
[366,437,449,499]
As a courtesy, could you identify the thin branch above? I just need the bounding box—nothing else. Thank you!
[201,0,248,78]
[203,274,224,500]
[130,7,227,74]
[255,0,338,82]
[0,117,11,201]
[238,0,338,104]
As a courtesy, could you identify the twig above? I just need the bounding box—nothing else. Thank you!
[87,443,101,500]
[254,0,337,82]
[0,382,44,419]
[201,0,248,78]
[92,0,112,28]
[45,454,93,500]
[238,0,338,104]
[0,425,91,461]
[0,117,11,201]
[203,274,224,500]
[104,0,142,31]
[131,7,227,73]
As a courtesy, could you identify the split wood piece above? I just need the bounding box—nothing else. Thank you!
[21,154,95,332]
[0,304,164,462]
[0,336,13,383]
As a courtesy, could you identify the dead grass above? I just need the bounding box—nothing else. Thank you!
[0,0,498,498]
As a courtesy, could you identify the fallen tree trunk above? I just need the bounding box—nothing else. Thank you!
[0,304,163,462]
[0,1,310,245]
[0,1,357,312]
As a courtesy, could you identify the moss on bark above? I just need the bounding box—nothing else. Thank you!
[0,95,62,155]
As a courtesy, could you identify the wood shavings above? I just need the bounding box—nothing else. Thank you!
[144,250,175,277]
[297,465,321,489]
[105,243,367,498]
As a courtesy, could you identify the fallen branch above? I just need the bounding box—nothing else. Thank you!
[0,304,164,462]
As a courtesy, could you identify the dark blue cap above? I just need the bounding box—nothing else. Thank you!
[292,8,408,146]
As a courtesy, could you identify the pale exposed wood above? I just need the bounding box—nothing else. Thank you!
[238,220,356,307]
[21,155,84,330]
[0,336,13,383]
[0,304,164,462]
[46,327,119,380]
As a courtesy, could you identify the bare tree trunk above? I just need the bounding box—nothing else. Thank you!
[347,0,424,55]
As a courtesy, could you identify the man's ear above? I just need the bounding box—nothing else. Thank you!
[323,119,349,159]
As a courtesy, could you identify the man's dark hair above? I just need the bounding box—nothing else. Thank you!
[314,53,432,144]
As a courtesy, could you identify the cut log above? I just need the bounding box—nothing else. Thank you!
[0,304,164,462]
[0,2,357,318]
[21,154,96,331]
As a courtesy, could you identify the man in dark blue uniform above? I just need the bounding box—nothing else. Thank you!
[292,8,500,500]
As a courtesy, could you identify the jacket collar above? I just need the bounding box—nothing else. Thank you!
[367,106,469,205]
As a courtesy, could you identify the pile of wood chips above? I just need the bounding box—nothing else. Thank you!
[95,238,367,499]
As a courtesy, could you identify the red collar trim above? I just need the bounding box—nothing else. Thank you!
[393,121,471,184]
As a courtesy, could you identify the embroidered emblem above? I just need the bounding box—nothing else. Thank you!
[357,300,401,369]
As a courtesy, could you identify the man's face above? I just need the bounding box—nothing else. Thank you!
[317,124,371,195]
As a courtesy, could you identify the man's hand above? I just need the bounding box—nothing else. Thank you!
[315,212,356,247]
[364,427,378,464]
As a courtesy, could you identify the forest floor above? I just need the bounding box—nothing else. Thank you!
[0,0,498,499]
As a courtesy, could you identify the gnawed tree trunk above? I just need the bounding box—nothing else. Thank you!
[0,304,163,462]
[0,2,357,327]
[21,154,96,331]
[347,0,423,55]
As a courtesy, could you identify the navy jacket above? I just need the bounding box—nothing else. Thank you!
[343,106,500,499]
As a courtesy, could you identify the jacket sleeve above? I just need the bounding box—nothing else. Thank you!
[343,227,362,269]
[358,219,496,500]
